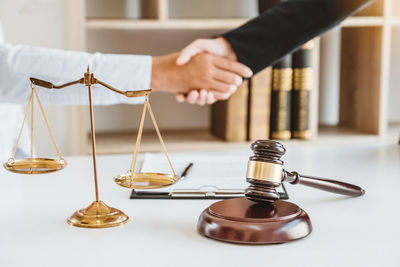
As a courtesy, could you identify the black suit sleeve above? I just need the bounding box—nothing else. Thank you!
[222,0,374,74]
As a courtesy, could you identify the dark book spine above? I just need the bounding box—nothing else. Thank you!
[291,40,313,139]
[211,80,249,141]
[270,54,292,140]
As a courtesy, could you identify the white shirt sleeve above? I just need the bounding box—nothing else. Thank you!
[0,43,152,105]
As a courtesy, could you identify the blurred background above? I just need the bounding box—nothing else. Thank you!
[0,0,399,157]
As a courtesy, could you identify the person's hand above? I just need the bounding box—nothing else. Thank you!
[176,37,238,65]
[151,52,252,104]
[175,37,252,105]
[175,89,217,105]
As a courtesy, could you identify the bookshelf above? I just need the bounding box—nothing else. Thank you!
[64,0,396,155]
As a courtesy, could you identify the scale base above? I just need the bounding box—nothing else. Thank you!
[197,198,312,244]
[67,200,129,228]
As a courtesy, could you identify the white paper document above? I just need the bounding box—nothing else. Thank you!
[139,150,251,193]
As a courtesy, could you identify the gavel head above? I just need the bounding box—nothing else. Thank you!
[245,140,286,203]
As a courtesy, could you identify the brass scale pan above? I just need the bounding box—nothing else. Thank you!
[4,83,67,175]
[113,88,179,189]
[5,159,178,189]
[114,172,180,189]
[6,80,178,189]
[4,158,66,174]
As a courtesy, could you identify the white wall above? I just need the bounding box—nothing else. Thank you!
[389,27,400,123]
[169,0,257,18]
[389,0,400,123]
[318,28,341,126]
[0,0,69,157]
[86,0,141,19]
[319,27,400,125]
[0,0,64,47]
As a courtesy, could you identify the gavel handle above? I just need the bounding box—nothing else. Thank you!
[283,171,365,197]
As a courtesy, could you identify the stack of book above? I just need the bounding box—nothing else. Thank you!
[210,41,314,142]
[210,0,314,142]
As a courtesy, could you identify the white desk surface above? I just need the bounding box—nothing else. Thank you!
[0,141,399,267]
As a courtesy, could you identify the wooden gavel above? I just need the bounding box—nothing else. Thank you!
[245,140,365,203]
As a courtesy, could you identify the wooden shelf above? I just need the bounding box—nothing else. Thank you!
[341,16,384,27]
[89,127,395,155]
[89,129,249,154]
[86,18,248,30]
[85,17,383,31]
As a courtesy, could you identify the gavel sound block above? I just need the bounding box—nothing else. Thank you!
[197,140,364,244]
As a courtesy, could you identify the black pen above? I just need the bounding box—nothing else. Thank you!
[180,162,194,180]
[134,163,194,196]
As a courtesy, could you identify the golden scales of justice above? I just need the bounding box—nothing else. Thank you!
[4,66,179,228]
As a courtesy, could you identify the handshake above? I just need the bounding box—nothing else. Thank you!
[150,37,253,105]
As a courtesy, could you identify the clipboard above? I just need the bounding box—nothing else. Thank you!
[129,151,290,200]
[130,183,289,199]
